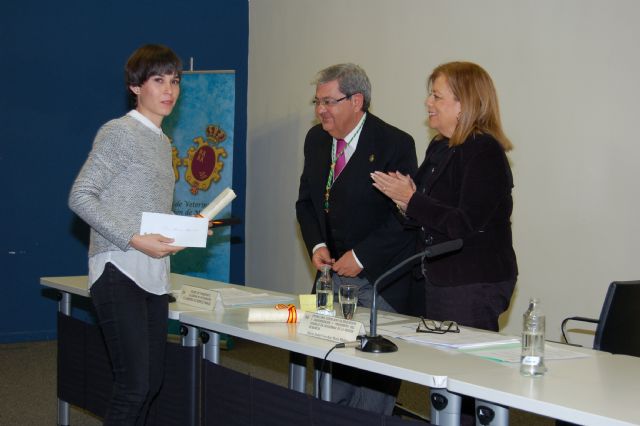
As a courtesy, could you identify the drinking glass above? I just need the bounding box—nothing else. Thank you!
[339,284,358,320]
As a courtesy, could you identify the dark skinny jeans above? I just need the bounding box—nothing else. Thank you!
[90,262,168,426]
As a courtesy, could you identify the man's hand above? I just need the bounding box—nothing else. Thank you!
[332,250,362,277]
[312,246,335,270]
[130,234,185,259]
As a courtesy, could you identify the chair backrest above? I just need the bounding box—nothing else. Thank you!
[593,280,640,357]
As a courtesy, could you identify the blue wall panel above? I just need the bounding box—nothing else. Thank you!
[0,0,248,342]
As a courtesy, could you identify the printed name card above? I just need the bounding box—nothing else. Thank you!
[298,313,364,343]
[177,285,218,310]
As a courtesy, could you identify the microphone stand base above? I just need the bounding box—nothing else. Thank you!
[357,335,398,353]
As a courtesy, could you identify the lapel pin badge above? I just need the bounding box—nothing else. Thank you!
[369,154,375,162]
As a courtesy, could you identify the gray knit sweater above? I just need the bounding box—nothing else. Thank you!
[69,115,175,257]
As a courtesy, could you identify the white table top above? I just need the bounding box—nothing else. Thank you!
[41,274,640,425]
[448,345,640,426]
[40,273,269,320]
[179,307,505,389]
[178,289,640,426]
[40,274,496,388]
[41,275,92,297]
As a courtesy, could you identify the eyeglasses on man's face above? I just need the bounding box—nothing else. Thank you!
[416,318,460,334]
[312,94,352,107]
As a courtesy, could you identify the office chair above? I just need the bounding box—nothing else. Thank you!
[557,281,640,426]
[561,280,640,357]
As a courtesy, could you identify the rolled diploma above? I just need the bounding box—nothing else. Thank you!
[199,188,236,220]
[247,307,306,323]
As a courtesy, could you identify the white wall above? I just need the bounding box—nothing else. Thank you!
[246,0,640,342]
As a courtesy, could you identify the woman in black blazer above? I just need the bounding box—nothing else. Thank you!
[371,61,517,332]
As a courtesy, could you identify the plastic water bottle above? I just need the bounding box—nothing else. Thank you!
[315,265,335,316]
[520,298,547,376]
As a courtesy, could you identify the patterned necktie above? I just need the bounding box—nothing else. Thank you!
[334,138,347,180]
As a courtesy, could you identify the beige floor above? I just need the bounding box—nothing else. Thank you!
[0,338,554,425]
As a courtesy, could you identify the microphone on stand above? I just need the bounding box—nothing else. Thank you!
[357,239,463,353]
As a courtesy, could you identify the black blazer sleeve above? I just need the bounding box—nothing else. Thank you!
[351,121,417,281]
[407,135,511,238]
[296,125,330,257]
[296,114,420,312]
[295,114,418,282]
[406,133,517,285]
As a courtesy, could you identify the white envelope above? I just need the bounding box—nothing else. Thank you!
[140,212,209,248]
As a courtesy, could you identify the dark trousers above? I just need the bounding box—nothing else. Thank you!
[424,277,516,425]
[90,263,169,426]
[327,275,400,416]
[330,364,401,415]
[424,278,516,332]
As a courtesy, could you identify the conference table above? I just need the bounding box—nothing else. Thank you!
[447,349,640,425]
[181,304,640,426]
[42,274,640,426]
[41,274,216,426]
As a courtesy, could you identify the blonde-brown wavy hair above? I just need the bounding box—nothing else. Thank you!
[428,62,513,151]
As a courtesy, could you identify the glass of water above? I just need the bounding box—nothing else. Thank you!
[339,284,358,320]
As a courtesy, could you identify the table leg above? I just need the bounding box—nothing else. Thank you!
[57,291,71,426]
[179,324,200,426]
[200,329,220,364]
[313,361,332,401]
[57,395,70,426]
[180,324,199,348]
[288,352,307,393]
[475,399,509,426]
[59,292,71,316]
[430,388,461,426]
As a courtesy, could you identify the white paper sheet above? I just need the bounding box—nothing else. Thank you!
[461,343,591,363]
[140,212,209,247]
[398,327,520,349]
[377,321,421,337]
[213,287,295,307]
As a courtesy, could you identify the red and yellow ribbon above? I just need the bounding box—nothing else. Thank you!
[275,304,298,323]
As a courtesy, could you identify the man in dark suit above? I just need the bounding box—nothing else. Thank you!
[296,63,417,414]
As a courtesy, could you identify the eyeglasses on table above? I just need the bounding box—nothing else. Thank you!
[416,317,460,334]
